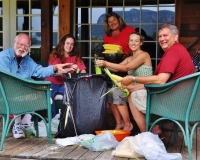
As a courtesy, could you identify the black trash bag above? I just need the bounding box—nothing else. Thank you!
[55,73,108,138]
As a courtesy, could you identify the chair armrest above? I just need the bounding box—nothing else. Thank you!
[144,72,199,94]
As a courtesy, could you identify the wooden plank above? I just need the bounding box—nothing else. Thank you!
[94,150,114,160]
[3,138,47,157]
[196,126,200,160]
[62,146,89,159]
[45,145,78,159]
[14,139,49,159]
[175,0,181,32]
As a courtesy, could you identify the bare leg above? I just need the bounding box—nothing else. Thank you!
[128,96,146,132]
[117,105,133,131]
[109,103,124,130]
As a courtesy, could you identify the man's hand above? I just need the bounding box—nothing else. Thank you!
[118,75,133,86]
[53,63,74,74]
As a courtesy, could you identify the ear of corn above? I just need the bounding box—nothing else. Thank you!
[76,68,80,73]
[94,54,102,74]
[102,44,123,54]
[104,68,129,97]
[102,50,123,54]
[103,44,122,48]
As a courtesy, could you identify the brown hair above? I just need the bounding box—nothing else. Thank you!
[104,12,126,36]
[48,34,82,63]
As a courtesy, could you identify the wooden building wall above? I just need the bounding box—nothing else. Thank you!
[178,0,200,56]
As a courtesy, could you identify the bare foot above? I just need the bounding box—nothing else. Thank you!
[115,122,124,130]
[123,123,133,131]
[152,125,162,136]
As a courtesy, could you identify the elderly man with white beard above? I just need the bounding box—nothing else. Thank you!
[0,33,76,138]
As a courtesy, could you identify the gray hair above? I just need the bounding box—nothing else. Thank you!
[15,33,31,44]
[159,24,179,35]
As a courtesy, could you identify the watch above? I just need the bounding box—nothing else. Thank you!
[133,76,136,84]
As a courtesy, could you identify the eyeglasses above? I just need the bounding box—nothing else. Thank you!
[16,42,30,49]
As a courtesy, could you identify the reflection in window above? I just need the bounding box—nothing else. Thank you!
[92,8,105,24]
[0,2,2,15]
[31,16,41,30]
[31,32,41,46]
[31,0,41,14]
[17,1,29,14]
[17,16,29,30]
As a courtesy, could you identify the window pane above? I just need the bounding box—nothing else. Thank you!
[0,17,2,31]
[92,8,105,24]
[31,16,41,30]
[77,42,90,57]
[0,2,2,15]
[108,0,123,6]
[142,0,157,5]
[31,0,41,14]
[158,7,175,23]
[17,1,29,14]
[141,24,157,40]
[92,25,104,40]
[17,16,29,30]
[0,32,2,46]
[30,48,41,62]
[77,8,90,24]
[125,0,140,6]
[92,0,106,6]
[142,7,157,23]
[76,25,89,40]
[53,16,58,30]
[76,0,90,7]
[91,42,104,58]
[124,7,140,23]
[53,0,58,14]
[31,32,41,46]
[159,0,175,5]
[112,8,123,18]
[53,32,58,46]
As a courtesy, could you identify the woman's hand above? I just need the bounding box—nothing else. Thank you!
[96,60,106,67]
[118,75,133,86]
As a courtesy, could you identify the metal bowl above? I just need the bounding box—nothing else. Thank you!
[103,53,123,63]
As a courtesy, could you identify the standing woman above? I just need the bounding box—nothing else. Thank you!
[45,34,86,118]
[97,32,152,131]
[104,12,136,54]
[102,12,135,131]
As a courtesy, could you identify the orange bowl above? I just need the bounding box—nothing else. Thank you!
[95,130,131,142]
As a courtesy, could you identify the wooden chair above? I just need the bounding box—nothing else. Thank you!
[0,69,52,150]
[145,72,200,160]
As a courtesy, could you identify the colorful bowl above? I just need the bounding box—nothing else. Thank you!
[95,130,131,142]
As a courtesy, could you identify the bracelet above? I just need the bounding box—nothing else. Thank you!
[133,76,136,84]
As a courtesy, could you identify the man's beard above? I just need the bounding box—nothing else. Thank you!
[15,48,29,57]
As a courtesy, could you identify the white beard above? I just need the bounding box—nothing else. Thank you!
[16,48,29,57]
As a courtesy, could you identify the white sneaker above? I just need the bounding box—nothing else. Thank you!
[12,123,25,138]
[22,121,34,128]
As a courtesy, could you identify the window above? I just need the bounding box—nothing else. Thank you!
[74,0,175,73]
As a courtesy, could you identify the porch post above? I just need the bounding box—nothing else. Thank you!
[41,0,53,61]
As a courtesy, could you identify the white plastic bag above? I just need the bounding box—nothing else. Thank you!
[80,131,119,151]
[51,113,60,134]
[130,132,182,160]
[112,136,143,158]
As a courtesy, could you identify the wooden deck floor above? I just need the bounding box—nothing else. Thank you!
[0,113,200,160]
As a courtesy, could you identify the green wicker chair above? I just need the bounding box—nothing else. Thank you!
[0,69,52,150]
[145,72,200,160]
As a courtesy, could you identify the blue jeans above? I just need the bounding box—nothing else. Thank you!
[50,84,64,118]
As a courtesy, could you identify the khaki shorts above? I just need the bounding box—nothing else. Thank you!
[131,89,147,113]
[107,87,128,106]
